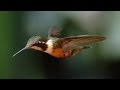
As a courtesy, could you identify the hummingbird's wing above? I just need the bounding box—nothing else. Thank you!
[48,26,62,38]
[61,35,106,52]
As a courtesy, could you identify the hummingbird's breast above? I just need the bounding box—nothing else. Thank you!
[44,39,81,58]
[44,39,54,54]
[51,48,72,58]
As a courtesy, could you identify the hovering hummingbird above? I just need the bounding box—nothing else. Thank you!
[12,26,106,58]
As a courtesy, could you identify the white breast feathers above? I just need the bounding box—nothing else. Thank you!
[44,39,53,54]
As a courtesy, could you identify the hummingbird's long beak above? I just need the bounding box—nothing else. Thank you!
[12,47,28,57]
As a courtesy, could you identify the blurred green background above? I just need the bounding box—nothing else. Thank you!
[0,11,120,79]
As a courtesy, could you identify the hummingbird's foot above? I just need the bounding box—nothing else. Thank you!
[72,49,81,56]
[82,45,92,49]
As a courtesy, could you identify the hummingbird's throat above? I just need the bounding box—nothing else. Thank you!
[32,41,48,51]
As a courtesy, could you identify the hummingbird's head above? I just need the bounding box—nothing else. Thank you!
[12,36,47,57]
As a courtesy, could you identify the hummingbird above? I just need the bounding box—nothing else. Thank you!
[12,26,106,58]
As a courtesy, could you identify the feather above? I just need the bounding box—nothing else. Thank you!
[61,35,106,51]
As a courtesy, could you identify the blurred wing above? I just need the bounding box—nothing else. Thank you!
[61,35,106,51]
[48,26,62,38]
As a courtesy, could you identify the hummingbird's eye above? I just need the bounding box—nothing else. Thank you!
[36,42,39,44]
[38,41,42,43]
[38,41,46,44]
[35,41,40,44]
